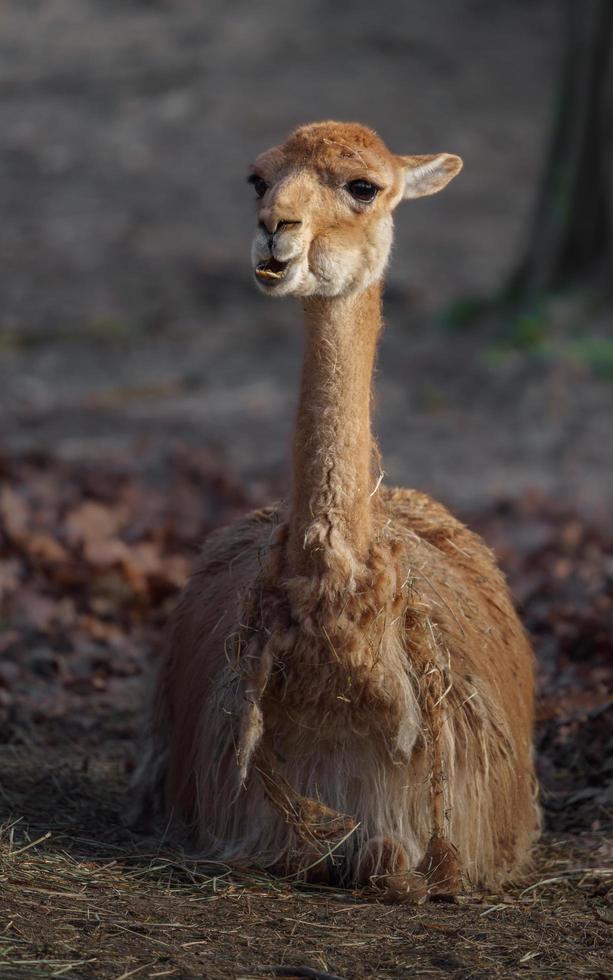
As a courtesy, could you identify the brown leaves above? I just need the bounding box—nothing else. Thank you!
[0,447,251,730]
[0,484,29,541]
[65,500,125,555]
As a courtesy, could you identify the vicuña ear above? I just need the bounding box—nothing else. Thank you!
[400,153,463,199]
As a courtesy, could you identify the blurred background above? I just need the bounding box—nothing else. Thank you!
[0,6,611,970]
[0,0,610,510]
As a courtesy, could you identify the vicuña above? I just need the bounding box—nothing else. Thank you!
[136,121,540,900]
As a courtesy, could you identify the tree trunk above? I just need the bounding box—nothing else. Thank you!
[509,0,613,303]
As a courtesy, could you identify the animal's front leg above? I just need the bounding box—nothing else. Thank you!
[355,836,429,903]
[417,833,463,897]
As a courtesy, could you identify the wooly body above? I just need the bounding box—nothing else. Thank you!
[136,122,540,899]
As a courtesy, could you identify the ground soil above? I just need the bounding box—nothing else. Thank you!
[1,748,610,980]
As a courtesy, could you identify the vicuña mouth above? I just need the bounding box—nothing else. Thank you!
[255,257,289,283]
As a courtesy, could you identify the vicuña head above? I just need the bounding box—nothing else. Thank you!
[249,120,462,297]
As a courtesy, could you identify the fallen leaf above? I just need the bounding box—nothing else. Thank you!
[0,483,29,540]
[65,501,124,549]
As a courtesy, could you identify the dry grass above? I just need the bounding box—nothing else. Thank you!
[0,729,611,980]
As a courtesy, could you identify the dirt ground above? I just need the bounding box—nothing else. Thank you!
[0,1,612,978]
[1,746,610,980]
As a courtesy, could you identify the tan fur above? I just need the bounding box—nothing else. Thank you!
[135,122,539,898]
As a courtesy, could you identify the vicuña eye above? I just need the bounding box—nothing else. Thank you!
[347,179,379,203]
[248,174,268,199]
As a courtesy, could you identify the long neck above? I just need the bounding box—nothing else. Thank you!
[287,282,383,575]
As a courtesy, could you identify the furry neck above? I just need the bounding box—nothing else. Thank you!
[287,282,383,575]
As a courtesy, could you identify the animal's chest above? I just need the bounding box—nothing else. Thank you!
[257,602,415,742]
[237,536,419,743]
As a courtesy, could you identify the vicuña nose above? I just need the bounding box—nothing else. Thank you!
[259,217,302,240]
